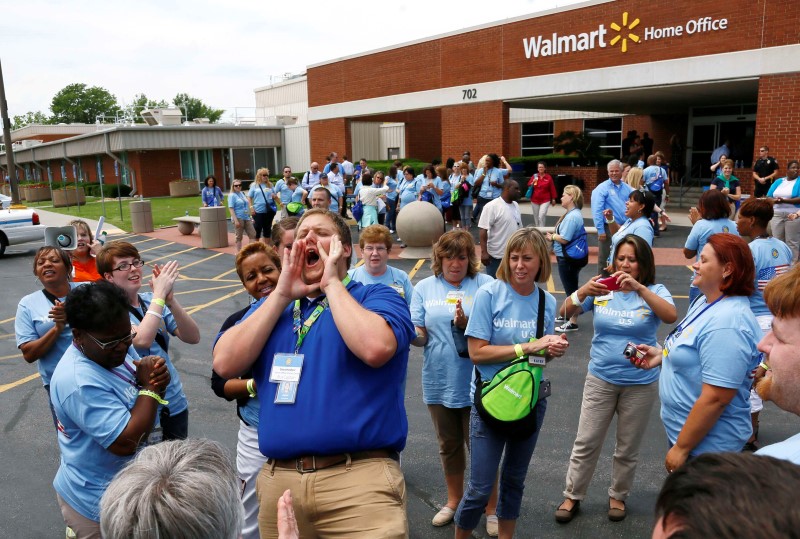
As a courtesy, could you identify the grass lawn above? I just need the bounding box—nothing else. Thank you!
[29,196,208,231]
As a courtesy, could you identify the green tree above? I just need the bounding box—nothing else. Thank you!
[553,130,606,162]
[173,93,224,123]
[126,93,169,123]
[12,110,52,130]
[50,83,118,124]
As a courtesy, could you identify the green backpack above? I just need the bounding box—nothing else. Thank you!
[474,288,550,440]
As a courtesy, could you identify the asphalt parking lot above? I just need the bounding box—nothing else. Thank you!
[1,216,798,539]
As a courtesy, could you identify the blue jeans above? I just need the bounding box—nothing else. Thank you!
[485,256,502,279]
[385,198,398,231]
[455,401,548,530]
[556,256,582,296]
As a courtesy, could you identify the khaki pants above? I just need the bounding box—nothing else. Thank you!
[563,373,658,501]
[256,457,407,539]
[56,494,101,539]
[427,404,470,476]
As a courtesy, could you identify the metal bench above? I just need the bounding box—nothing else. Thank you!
[173,216,201,235]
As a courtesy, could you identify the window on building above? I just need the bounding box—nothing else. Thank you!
[520,122,554,156]
[584,118,622,158]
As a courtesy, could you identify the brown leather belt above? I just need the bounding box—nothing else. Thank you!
[267,449,399,473]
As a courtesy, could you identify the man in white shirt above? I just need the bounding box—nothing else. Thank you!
[301,162,323,190]
[341,155,354,183]
[754,264,800,465]
[478,179,522,278]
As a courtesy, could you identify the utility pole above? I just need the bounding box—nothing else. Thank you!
[0,59,20,205]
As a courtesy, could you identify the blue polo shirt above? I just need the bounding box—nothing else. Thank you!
[465,280,556,398]
[591,179,634,231]
[659,295,760,455]
[51,345,146,521]
[251,280,415,458]
[411,273,493,408]
[129,293,188,416]
[348,265,414,306]
[475,167,509,199]
[15,283,84,386]
[553,209,584,258]
[580,285,673,385]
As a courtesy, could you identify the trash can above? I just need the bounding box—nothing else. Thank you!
[130,200,153,234]
[200,206,229,249]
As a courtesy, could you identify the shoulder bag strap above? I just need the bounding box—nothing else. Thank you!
[41,289,60,306]
[536,287,545,339]
[129,295,169,353]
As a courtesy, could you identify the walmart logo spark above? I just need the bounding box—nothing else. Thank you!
[609,12,641,53]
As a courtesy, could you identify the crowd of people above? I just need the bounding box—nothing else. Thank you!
[12,142,800,539]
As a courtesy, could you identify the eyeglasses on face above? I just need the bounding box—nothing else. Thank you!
[112,259,145,272]
[233,184,242,188]
[85,330,137,350]
[363,246,388,253]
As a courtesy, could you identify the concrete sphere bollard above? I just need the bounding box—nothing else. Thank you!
[395,201,445,259]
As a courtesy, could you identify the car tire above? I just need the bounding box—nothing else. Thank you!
[0,237,6,256]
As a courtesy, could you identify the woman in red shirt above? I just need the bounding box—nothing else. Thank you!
[528,161,558,228]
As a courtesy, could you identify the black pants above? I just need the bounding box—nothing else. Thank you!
[253,210,276,240]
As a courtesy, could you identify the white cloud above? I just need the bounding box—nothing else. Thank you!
[0,0,583,118]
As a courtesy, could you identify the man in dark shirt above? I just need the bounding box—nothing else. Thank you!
[753,145,779,198]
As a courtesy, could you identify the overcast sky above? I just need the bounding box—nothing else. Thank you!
[1,0,584,121]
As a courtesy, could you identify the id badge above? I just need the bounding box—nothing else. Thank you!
[527,337,547,364]
[147,426,163,445]
[275,382,298,404]
[270,353,304,383]
[446,290,465,305]
[390,284,406,298]
[594,291,613,306]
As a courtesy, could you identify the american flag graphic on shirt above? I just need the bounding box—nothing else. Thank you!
[757,264,789,290]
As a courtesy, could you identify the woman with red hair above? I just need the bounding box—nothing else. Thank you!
[630,233,761,473]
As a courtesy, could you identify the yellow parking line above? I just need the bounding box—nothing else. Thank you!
[139,242,175,254]
[175,283,242,295]
[0,373,40,393]
[547,274,555,293]
[0,334,16,340]
[0,316,15,324]
[407,259,426,280]
[355,259,365,268]
[211,268,238,281]
[186,288,246,315]
[0,352,22,361]
[129,237,159,245]
[147,246,198,265]
[180,252,226,270]
[685,265,694,271]
[179,277,240,282]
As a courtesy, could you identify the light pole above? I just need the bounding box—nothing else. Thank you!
[0,58,20,205]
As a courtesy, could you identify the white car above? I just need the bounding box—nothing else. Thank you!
[0,204,46,256]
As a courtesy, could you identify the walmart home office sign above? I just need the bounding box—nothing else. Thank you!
[523,11,728,59]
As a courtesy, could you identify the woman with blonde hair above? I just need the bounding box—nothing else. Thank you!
[247,168,277,244]
[455,228,569,539]
[546,185,586,332]
[411,229,495,528]
[625,167,644,190]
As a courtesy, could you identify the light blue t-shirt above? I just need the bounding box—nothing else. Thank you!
[348,265,414,306]
[580,285,673,385]
[553,209,584,258]
[420,177,445,210]
[643,165,667,192]
[756,433,800,465]
[311,184,342,212]
[465,280,557,398]
[685,219,738,287]
[15,282,84,386]
[227,191,251,220]
[476,167,509,199]
[450,173,475,206]
[273,180,294,205]
[659,295,761,455]
[439,180,452,208]
[398,176,422,206]
[129,292,188,416]
[51,344,147,521]
[248,183,274,213]
[609,216,654,265]
[748,237,793,317]
[385,176,398,201]
[411,273,494,408]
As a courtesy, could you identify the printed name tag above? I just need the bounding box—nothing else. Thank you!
[390,284,405,298]
[275,381,298,404]
[446,290,466,304]
[269,353,304,383]
[594,292,613,306]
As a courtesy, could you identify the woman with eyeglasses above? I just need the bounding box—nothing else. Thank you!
[16,246,85,429]
[410,229,496,529]
[211,242,282,539]
[98,241,200,440]
[247,168,278,245]
[50,281,170,538]
[347,225,413,305]
[229,180,257,252]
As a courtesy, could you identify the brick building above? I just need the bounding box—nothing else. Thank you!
[299,0,799,194]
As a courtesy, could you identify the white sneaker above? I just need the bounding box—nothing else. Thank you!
[432,506,455,527]
[486,514,499,537]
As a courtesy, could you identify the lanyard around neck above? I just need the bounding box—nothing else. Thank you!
[291,276,351,353]
[667,294,726,343]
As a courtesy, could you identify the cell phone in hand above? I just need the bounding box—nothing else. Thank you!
[597,276,621,291]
